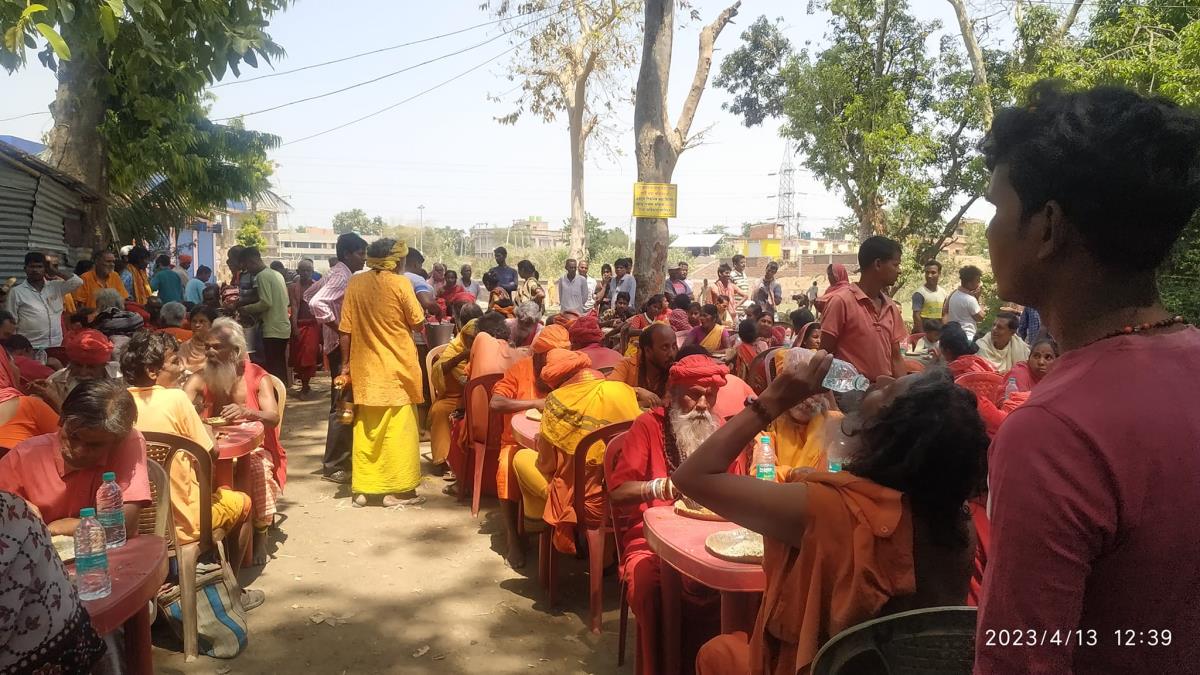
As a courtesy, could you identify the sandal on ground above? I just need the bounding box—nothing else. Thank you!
[351,494,368,508]
[383,494,427,508]
[240,588,266,612]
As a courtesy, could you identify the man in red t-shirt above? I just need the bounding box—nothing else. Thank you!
[819,236,907,381]
[975,82,1200,674]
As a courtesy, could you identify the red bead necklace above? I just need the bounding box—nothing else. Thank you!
[1093,315,1188,344]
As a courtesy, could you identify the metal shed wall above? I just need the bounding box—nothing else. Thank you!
[0,162,37,281]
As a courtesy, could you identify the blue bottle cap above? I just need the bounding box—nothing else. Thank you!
[760,436,771,443]
[80,507,96,517]
[102,472,116,481]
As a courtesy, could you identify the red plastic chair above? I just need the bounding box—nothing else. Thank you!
[955,372,1005,405]
[906,332,924,350]
[538,420,634,634]
[461,373,503,517]
[582,346,624,372]
[602,432,632,666]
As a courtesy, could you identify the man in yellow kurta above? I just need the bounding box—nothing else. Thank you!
[338,238,428,508]
[513,349,641,554]
[74,250,129,309]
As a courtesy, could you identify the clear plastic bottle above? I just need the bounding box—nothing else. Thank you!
[1004,377,1019,401]
[95,472,126,549]
[753,435,777,481]
[74,508,111,601]
[783,348,870,393]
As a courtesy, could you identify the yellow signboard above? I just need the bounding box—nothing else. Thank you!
[632,182,678,218]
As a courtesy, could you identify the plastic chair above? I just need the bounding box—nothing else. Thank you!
[906,332,925,351]
[138,458,172,539]
[601,432,632,667]
[811,606,978,675]
[955,372,1005,405]
[425,343,449,402]
[538,420,634,633]
[142,431,242,662]
[745,347,781,394]
[267,374,287,430]
[461,373,503,517]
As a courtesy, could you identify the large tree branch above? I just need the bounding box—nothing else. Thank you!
[1054,0,1085,40]
[573,0,593,36]
[874,0,893,79]
[926,195,979,257]
[946,0,993,128]
[673,1,741,152]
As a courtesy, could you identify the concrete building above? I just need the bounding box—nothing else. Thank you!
[470,216,568,256]
[275,227,340,272]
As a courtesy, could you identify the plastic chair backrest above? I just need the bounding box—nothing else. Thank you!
[268,374,287,430]
[583,346,624,372]
[572,420,635,533]
[142,431,215,553]
[906,332,924,350]
[463,373,503,447]
[602,432,630,562]
[955,372,1005,405]
[426,343,449,401]
[746,347,781,394]
[811,606,978,675]
[139,458,172,538]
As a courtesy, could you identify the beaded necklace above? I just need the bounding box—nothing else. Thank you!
[1088,315,1188,346]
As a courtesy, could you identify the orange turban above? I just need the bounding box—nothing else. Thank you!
[553,311,580,329]
[532,324,570,354]
[668,354,728,390]
[568,314,603,347]
[65,329,114,366]
[542,348,592,388]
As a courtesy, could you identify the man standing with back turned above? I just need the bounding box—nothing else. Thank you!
[975,82,1200,674]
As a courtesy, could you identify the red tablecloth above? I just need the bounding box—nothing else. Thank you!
[74,535,168,674]
[511,415,539,450]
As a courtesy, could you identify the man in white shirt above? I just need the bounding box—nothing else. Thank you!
[729,254,751,313]
[556,258,591,315]
[578,260,597,313]
[944,264,987,340]
[6,251,82,357]
[460,264,482,301]
[608,257,637,309]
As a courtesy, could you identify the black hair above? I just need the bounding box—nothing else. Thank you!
[938,321,978,360]
[994,311,1020,331]
[601,263,612,273]
[61,379,137,437]
[701,304,720,320]
[744,303,761,320]
[336,233,369,260]
[494,246,507,257]
[155,254,171,267]
[615,257,632,270]
[238,247,262,264]
[670,294,692,311]
[858,235,902,270]
[127,246,149,266]
[189,304,219,325]
[615,291,630,304]
[2,334,32,352]
[689,302,701,312]
[844,367,987,547]
[790,308,815,329]
[482,270,498,289]
[119,330,179,384]
[269,261,285,272]
[922,318,944,333]
[476,311,510,340]
[24,251,46,266]
[959,265,983,284]
[675,344,712,360]
[982,81,1200,272]
[643,294,665,314]
[75,260,94,276]
[924,260,943,272]
[1032,337,1060,356]
[405,246,425,268]
[517,259,538,278]
[737,319,757,344]
[496,298,514,309]
[196,265,212,277]
[458,302,484,325]
[0,310,13,325]
[731,254,746,264]
[717,262,732,274]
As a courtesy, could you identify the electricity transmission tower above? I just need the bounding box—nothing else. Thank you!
[775,140,797,237]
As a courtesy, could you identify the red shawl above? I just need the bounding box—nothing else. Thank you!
[204,361,288,489]
[814,263,850,314]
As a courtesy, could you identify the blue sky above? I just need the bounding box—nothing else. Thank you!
[1,0,997,237]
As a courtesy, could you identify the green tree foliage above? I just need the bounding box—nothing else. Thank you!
[0,0,288,243]
[331,209,387,236]
[236,213,269,250]
[579,212,629,261]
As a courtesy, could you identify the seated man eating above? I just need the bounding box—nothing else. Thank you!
[184,317,286,565]
[609,323,677,409]
[608,354,732,674]
[0,378,149,537]
[121,330,256,582]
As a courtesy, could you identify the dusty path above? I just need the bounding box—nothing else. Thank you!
[152,375,625,674]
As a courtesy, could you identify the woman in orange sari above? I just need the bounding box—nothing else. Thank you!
[733,319,767,381]
[675,360,986,675]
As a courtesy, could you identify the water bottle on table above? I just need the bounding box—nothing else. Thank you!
[783,348,870,393]
[74,508,111,601]
[753,435,777,481]
[95,472,126,549]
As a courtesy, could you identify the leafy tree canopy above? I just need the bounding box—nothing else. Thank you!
[331,209,387,236]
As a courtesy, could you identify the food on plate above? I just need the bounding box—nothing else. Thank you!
[673,499,725,521]
[705,528,765,564]
[524,408,543,421]
[204,416,228,426]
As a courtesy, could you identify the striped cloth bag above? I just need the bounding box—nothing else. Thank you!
[156,565,248,658]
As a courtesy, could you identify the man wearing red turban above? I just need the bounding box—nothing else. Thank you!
[606,353,734,674]
[568,313,624,372]
[64,329,114,366]
[38,329,116,410]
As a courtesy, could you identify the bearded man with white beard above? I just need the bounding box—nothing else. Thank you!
[608,352,734,674]
[184,316,287,566]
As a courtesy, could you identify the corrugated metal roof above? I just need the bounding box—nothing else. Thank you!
[0,135,46,155]
[670,233,724,249]
[0,139,99,201]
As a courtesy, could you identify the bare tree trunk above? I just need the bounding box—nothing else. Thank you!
[946,0,994,129]
[46,25,110,249]
[633,0,739,307]
[1055,0,1085,40]
[568,94,587,260]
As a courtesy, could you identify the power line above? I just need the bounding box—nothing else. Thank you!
[0,111,50,122]
[281,40,526,147]
[213,5,568,122]
[210,5,554,89]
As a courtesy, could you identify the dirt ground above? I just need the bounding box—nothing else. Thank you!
[151,374,627,675]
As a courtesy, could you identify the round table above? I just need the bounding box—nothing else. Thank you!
[212,421,265,487]
[643,505,766,675]
[511,415,540,449]
[73,535,168,674]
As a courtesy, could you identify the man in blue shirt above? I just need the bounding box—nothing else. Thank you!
[184,265,212,305]
[609,257,637,308]
[149,254,184,303]
[487,247,519,294]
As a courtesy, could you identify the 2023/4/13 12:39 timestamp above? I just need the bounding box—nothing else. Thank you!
[1114,629,1172,646]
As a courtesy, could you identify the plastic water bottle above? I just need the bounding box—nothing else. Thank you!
[1004,377,1019,401]
[753,435,777,481]
[783,348,870,393]
[74,508,111,601]
[95,472,126,549]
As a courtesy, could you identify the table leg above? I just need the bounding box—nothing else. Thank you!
[660,563,683,675]
[124,602,154,675]
[214,458,234,488]
[720,591,762,634]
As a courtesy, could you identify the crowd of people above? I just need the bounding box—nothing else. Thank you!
[1,81,1197,674]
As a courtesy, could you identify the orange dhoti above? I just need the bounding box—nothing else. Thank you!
[290,319,321,382]
[625,541,721,675]
[696,632,751,675]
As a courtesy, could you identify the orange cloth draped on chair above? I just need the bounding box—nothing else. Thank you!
[696,472,915,675]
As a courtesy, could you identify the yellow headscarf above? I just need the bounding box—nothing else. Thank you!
[366,239,409,272]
